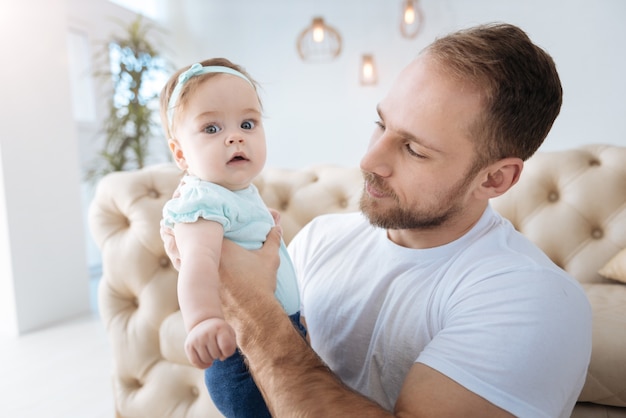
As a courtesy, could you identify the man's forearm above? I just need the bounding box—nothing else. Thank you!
[225,289,392,417]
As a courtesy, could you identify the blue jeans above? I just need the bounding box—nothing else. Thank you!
[204,312,307,418]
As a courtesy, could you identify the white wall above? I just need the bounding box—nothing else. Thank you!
[0,0,90,336]
[163,0,626,169]
[1,0,624,333]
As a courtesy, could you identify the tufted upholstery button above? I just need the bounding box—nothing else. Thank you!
[159,257,170,268]
[547,191,559,202]
[190,386,199,397]
[147,188,160,198]
[124,377,143,389]
[591,228,603,239]
[589,158,600,166]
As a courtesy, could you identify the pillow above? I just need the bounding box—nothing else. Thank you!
[599,248,626,283]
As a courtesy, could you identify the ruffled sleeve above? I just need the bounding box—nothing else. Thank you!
[161,176,232,229]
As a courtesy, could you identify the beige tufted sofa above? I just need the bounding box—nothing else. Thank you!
[89,144,626,418]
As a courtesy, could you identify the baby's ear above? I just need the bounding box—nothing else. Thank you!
[168,138,188,170]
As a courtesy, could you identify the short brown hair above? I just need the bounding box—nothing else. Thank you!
[159,57,260,138]
[425,23,562,164]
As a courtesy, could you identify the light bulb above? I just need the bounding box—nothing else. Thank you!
[296,17,342,62]
[404,5,415,24]
[313,20,325,43]
[360,54,377,86]
[400,0,423,39]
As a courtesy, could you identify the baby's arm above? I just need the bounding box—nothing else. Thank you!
[176,219,236,369]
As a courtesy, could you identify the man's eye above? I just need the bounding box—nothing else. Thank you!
[203,124,221,134]
[375,120,385,130]
[241,120,255,130]
[405,144,426,159]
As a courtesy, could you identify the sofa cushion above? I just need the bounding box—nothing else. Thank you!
[599,248,626,283]
[578,284,626,407]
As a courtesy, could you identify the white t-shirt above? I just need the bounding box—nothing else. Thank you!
[288,205,592,418]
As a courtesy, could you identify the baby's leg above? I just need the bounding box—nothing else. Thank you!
[204,312,307,417]
[205,349,271,418]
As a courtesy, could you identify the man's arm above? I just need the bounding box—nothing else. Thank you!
[219,227,391,417]
[218,227,514,417]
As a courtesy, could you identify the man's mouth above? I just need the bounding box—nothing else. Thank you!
[365,181,388,198]
[363,172,392,198]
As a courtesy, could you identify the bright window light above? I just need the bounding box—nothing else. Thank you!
[108,0,161,20]
[67,29,96,123]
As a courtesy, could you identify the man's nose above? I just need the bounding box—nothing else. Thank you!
[360,133,393,178]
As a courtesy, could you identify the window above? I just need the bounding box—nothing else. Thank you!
[107,40,168,112]
[67,29,96,123]
[107,0,162,21]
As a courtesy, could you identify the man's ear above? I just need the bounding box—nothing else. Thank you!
[476,157,523,199]
[168,138,188,171]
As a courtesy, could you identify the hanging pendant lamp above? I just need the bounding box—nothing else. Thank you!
[296,17,342,62]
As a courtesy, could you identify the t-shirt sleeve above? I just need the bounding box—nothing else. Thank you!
[287,220,311,317]
[416,269,591,418]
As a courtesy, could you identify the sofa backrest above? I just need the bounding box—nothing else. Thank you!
[491,144,626,285]
[89,144,625,287]
[252,165,363,244]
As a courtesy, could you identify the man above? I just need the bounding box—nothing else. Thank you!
[167,23,592,417]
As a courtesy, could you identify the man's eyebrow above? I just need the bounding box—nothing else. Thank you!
[376,105,444,154]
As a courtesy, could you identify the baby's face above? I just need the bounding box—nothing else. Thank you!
[170,74,266,191]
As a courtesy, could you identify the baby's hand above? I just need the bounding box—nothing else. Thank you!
[184,318,237,369]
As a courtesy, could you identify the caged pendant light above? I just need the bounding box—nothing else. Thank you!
[296,17,342,62]
[400,0,424,39]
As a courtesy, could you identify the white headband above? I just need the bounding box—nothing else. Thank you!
[166,63,254,129]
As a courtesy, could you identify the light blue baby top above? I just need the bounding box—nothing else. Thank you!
[162,175,300,315]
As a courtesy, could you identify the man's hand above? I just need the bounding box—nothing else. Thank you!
[161,179,185,270]
[219,226,282,321]
[161,206,281,272]
[268,208,281,225]
[161,223,181,270]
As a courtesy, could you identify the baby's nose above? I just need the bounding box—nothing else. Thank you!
[226,135,245,145]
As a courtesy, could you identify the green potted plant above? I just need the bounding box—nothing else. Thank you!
[88,15,170,181]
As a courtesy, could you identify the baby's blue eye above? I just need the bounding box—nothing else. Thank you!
[241,120,255,130]
[204,124,221,134]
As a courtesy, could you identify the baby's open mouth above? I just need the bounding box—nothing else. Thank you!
[229,154,249,162]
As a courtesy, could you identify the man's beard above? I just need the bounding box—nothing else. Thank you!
[359,170,476,230]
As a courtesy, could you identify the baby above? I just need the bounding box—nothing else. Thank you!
[159,58,304,418]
